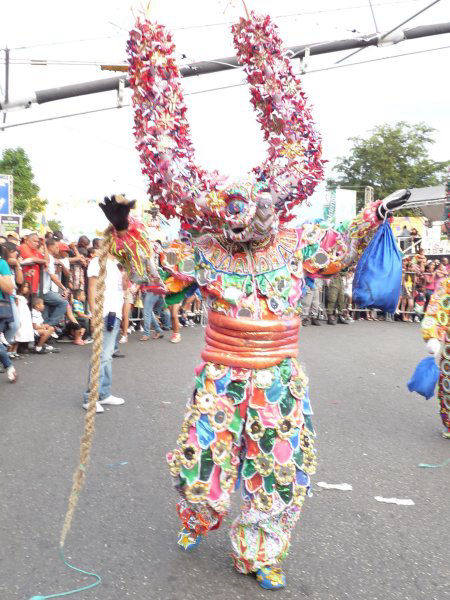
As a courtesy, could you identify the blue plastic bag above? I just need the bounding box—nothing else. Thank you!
[407,356,440,400]
[352,220,402,313]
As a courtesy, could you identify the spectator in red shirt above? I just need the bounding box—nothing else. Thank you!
[19,232,48,294]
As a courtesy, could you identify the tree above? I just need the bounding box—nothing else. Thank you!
[328,122,449,211]
[0,147,46,229]
[47,219,63,232]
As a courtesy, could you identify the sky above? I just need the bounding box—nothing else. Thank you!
[0,0,449,237]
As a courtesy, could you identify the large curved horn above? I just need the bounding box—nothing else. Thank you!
[232,13,325,222]
[127,18,211,224]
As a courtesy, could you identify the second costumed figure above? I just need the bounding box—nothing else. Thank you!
[101,9,407,591]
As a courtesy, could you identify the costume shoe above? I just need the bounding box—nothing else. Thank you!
[255,566,286,590]
[177,528,202,550]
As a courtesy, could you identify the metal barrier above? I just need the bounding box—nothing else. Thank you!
[310,273,422,320]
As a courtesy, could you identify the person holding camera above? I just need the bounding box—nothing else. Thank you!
[82,250,125,413]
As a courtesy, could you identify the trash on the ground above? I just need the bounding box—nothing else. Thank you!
[162,401,171,404]
[317,482,353,491]
[106,461,129,468]
[418,458,450,468]
[374,496,414,506]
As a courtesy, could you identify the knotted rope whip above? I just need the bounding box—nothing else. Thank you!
[29,230,113,599]
[60,228,112,548]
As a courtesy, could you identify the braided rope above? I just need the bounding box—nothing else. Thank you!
[60,229,112,548]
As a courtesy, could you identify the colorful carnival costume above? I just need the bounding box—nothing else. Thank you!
[421,276,450,438]
[100,10,407,590]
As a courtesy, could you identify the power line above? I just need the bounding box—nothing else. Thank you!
[1,42,448,131]
[368,0,380,31]
[2,21,448,109]
[1,58,127,67]
[0,0,423,69]
[185,43,450,89]
[336,0,442,63]
[0,105,128,130]
[308,42,450,73]
[6,0,419,54]
[10,33,122,52]
[171,0,421,31]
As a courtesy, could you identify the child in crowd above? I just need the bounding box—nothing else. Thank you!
[10,282,34,357]
[413,286,426,322]
[31,297,56,353]
[72,289,91,342]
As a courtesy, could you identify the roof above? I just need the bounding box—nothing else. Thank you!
[390,185,448,222]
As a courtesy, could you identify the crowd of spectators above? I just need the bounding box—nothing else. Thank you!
[302,252,450,327]
[1,226,448,384]
[0,229,204,384]
[0,230,100,382]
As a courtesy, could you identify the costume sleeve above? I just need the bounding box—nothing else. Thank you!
[109,217,155,282]
[297,201,383,277]
[421,277,449,341]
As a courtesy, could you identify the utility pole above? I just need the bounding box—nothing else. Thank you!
[2,48,9,127]
[364,186,375,206]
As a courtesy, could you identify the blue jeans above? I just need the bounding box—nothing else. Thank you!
[3,297,19,345]
[43,290,68,326]
[83,316,121,403]
[143,292,164,335]
[154,299,171,330]
[0,340,12,369]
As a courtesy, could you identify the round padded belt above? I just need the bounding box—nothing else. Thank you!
[201,311,300,369]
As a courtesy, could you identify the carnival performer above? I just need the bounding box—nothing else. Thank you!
[421,275,450,439]
[160,236,197,343]
[99,7,408,591]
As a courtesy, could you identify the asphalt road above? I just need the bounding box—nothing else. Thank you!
[1,321,448,600]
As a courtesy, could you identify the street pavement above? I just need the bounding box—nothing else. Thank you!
[1,320,449,600]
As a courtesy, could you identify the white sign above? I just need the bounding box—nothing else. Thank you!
[334,188,357,223]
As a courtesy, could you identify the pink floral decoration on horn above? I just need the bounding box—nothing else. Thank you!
[127,11,324,233]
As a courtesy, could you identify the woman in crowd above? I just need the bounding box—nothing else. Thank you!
[423,261,436,312]
[399,257,414,321]
[2,242,23,346]
[434,259,447,288]
[0,245,17,382]
[11,282,34,356]
[410,227,421,252]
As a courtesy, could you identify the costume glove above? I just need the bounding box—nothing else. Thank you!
[377,189,411,220]
[99,194,136,231]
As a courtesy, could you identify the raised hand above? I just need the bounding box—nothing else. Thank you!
[99,195,136,231]
[377,189,411,220]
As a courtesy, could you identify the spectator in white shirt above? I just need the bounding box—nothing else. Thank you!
[42,239,68,327]
[82,253,125,413]
[31,297,55,353]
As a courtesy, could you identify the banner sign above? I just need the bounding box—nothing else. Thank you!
[0,214,22,236]
[0,174,13,215]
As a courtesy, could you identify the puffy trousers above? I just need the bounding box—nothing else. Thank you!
[166,357,316,574]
